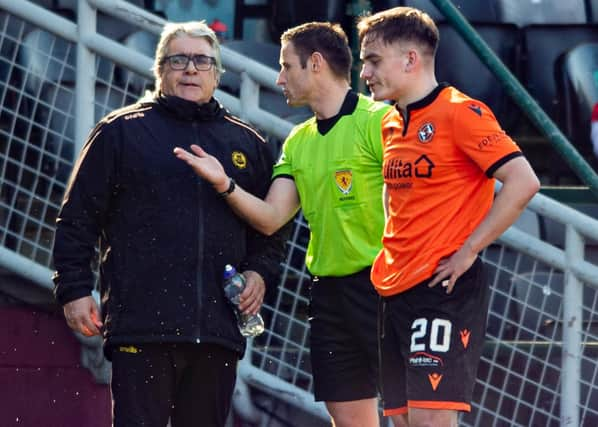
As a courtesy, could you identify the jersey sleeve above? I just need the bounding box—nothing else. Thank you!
[272,140,292,178]
[365,102,391,164]
[272,124,303,179]
[453,100,522,177]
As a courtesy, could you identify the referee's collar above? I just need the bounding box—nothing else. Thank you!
[316,90,358,135]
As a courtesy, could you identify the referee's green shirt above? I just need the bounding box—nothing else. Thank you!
[273,92,390,276]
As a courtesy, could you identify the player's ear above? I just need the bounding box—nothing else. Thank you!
[404,49,417,72]
[310,52,324,72]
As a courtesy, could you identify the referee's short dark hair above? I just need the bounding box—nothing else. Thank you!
[281,22,353,82]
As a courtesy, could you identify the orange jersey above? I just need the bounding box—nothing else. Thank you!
[371,84,522,296]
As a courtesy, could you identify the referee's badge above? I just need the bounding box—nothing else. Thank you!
[335,170,353,195]
[231,151,247,169]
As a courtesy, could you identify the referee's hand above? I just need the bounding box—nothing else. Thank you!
[174,145,229,192]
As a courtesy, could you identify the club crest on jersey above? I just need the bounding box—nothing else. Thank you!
[232,151,247,169]
[335,170,353,195]
[418,122,435,143]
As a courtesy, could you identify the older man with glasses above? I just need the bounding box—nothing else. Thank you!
[52,20,289,427]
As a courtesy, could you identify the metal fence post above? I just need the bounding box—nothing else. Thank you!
[239,71,259,122]
[75,0,97,155]
[561,224,583,426]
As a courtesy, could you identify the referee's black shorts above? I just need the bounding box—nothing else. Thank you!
[309,267,400,406]
[380,257,489,416]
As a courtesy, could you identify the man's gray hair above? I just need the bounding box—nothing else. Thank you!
[153,21,224,87]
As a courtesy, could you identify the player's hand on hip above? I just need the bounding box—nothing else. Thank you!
[428,246,477,294]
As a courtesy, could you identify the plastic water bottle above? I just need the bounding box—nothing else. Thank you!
[223,264,265,337]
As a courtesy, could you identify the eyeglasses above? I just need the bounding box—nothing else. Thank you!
[162,54,216,71]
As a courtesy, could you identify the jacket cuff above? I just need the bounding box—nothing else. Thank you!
[54,283,93,306]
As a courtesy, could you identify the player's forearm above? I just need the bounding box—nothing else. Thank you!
[466,167,539,256]
[216,179,294,235]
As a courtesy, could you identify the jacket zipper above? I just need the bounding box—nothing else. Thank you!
[193,121,204,340]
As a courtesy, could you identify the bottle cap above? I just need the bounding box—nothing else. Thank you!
[223,264,236,280]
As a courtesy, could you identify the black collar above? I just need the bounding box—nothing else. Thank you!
[316,90,359,135]
[395,83,449,135]
[399,82,449,115]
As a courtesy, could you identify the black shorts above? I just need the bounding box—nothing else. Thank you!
[309,268,400,406]
[111,342,238,427]
[380,257,489,416]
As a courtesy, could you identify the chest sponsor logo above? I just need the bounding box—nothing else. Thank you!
[335,170,353,195]
[384,155,435,182]
[418,122,435,143]
[232,151,247,169]
[409,351,444,368]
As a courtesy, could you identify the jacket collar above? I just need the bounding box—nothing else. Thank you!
[155,93,225,121]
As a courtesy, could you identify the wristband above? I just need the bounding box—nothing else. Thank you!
[218,177,236,197]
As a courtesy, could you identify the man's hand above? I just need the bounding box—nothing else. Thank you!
[238,270,265,315]
[428,156,539,294]
[428,244,477,294]
[174,145,229,193]
[63,296,103,336]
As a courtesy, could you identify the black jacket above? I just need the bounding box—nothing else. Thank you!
[52,94,288,358]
